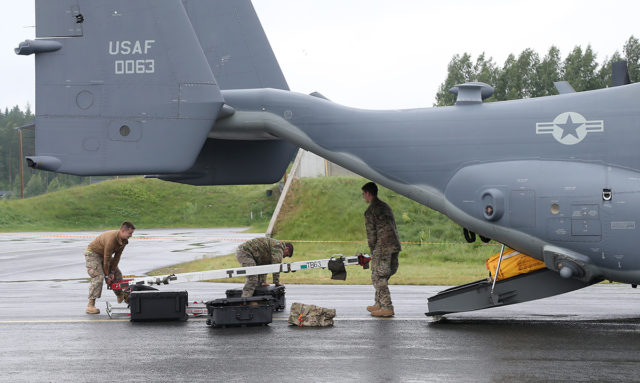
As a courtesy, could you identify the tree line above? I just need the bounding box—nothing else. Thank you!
[435,36,640,106]
[0,106,92,198]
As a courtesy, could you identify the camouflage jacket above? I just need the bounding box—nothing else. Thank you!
[364,198,401,254]
[240,237,286,283]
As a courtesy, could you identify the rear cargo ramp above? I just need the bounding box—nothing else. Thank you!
[426,268,596,316]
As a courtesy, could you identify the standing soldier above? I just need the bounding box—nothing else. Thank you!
[84,222,135,314]
[362,182,401,317]
[235,237,294,297]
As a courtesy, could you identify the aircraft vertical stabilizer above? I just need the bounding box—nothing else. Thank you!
[18,0,224,175]
[152,0,298,185]
[182,0,289,90]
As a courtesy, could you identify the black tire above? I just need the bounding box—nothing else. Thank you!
[479,235,491,243]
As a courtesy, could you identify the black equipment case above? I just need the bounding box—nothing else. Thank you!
[225,286,286,311]
[206,296,273,328]
[129,290,188,322]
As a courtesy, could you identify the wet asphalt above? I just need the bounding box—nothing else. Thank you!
[1,230,640,382]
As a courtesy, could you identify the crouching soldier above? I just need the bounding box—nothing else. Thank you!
[235,237,294,298]
[84,222,135,314]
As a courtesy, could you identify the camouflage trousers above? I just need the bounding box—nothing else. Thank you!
[84,251,123,300]
[371,251,399,310]
[236,248,263,297]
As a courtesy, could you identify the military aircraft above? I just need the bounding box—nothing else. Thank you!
[15,0,640,315]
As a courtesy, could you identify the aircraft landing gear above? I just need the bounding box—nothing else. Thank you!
[463,228,491,243]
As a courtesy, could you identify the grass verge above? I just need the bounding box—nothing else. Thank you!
[151,177,499,286]
[0,177,279,231]
[151,241,502,286]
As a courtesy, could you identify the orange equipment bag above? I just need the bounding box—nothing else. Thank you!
[486,248,545,281]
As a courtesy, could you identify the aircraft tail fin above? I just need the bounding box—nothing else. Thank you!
[18,0,224,175]
[155,0,297,185]
[611,61,631,87]
[183,0,289,90]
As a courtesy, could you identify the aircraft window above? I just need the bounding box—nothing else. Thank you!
[484,205,494,217]
[550,204,560,214]
[119,125,131,137]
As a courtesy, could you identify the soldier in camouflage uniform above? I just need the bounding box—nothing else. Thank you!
[84,222,135,314]
[362,182,401,317]
[235,237,294,297]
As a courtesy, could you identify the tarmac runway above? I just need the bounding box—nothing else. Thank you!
[1,230,640,382]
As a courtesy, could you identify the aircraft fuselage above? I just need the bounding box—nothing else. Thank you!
[217,83,640,284]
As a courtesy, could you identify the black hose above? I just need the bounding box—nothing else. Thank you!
[463,228,476,243]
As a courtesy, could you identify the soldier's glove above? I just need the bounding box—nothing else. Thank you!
[357,253,371,269]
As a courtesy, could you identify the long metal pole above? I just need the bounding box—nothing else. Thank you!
[18,129,24,199]
[490,244,506,295]
[8,144,12,187]
[126,254,369,287]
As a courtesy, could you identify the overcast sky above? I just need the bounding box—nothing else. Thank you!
[1,1,639,111]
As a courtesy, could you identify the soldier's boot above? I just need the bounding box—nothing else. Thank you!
[86,299,100,314]
[366,304,381,312]
[370,308,394,317]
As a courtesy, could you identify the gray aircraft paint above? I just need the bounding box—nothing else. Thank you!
[214,86,640,284]
[22,0,224,175]
[172,0,298,185]
[15,0,640,308]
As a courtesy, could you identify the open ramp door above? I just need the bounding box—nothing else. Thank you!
[426,268,596,316]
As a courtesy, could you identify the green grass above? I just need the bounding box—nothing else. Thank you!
[152,177,501,285]
[1,175,502,285]
[0,177,280,231]
[272,177,464,243]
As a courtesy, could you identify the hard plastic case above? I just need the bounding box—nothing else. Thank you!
[128,290,188,322]
[225,285,286,311]
[206,296,273,328]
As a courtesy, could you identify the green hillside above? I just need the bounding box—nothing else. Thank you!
[153,177,500,285]
[0,175,499,284]
[273,177,461,243]
[0,177,279,232]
